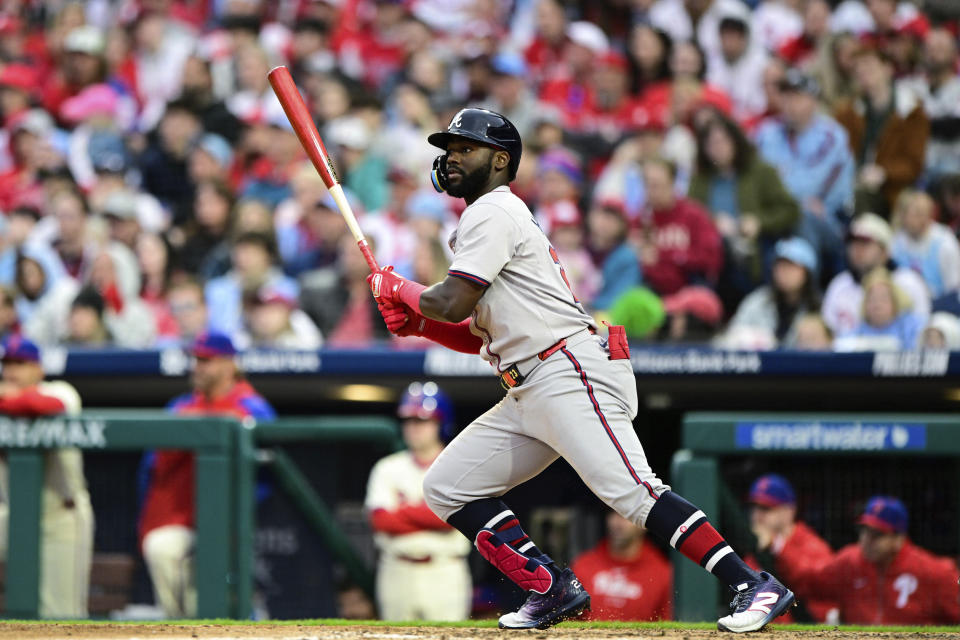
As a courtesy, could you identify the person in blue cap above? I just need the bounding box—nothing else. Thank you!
[138,331,275,618]
[780,495,959,624]
[745,474,835,622]
[726,236,821,348]
[0,335,93,618]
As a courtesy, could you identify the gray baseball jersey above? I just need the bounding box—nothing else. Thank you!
[426,186,670,530]
[447,186,596,371]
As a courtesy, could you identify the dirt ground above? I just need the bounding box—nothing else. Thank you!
[0,625,954,640]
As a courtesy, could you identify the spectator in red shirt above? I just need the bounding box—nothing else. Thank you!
[43,26,108,121]
[139,331,275,618]
[780,496,960,625]
[571,509,672,621]
[523,0,570,86]
[539,20,609,131]
[638,157,723,295]
[746,474,837,623]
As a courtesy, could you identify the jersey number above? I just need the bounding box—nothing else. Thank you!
[549,246,579,303]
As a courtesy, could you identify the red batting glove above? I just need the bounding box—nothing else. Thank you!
[367,266,426,312]
[377,302,427,337]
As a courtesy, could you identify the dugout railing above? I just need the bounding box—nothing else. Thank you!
[2,413,401,620]
[671,411,960,622]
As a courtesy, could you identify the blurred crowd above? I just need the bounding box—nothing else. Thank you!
[2,0,960,352]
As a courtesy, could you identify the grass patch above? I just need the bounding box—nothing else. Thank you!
[0,619,958,633]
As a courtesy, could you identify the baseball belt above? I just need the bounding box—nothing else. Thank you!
[499,338,568,390]
[499,327,599,390]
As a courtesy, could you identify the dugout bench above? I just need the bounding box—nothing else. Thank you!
[2,413,400,620]
[671,411,960,622]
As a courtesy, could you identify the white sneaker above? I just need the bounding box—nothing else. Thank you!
[717,572,795,633]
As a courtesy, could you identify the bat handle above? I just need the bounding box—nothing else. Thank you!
[358,240,379,273]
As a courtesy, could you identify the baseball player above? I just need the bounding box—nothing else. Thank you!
[368,108,793,631]
[365,382,472,620]
[779,496,959,624]
[0,335,93,618]
[139,331,275,618]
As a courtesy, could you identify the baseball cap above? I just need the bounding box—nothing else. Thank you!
[191,331,237,358]
[774,236,818,274]
[0,63,38,94]
[9,108,53,137]
[326,116,370,150]
[63,26,105,56]
[847,212,893,252]
[254,280,298,308]
[0,335,40,363]
[857,495,908,534]
[61,84,119,124]
[405,190,450,222]
[193,133,233,170]
[778,68,820,97]
[101,189,139,220]
[542,200,582,229]
[749,474,796,508]
[491,52,528,78]
[566,21,609,55]
[539,147,583,185]
[598,51,629,71]
[662,286,724,327]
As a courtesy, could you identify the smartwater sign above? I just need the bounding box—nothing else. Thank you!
[735,421,927,451]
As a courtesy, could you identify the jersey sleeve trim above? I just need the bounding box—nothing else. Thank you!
[448,269,491,287]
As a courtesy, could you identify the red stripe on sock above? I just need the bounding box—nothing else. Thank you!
[497,518,520,532]
[677,522,725,564]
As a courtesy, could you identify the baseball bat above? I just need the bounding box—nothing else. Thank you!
[267,65,379,272]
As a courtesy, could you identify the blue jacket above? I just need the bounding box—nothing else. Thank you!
[754,114,855,220]
[592,243,642,311]
[204,269,299,339]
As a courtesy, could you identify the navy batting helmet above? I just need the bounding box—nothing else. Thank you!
[428,108,522,192]
[397,381,455,442]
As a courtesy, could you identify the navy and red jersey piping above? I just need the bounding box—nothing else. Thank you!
[448,269,491,287]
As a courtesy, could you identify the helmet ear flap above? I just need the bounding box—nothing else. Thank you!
[431,155,449,193]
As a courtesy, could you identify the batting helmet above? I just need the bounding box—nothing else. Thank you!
[397,381,455,442]
[428,108,522,192]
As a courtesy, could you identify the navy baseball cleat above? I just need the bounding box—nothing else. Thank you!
[717,571,795,633]
[498,567,591,629]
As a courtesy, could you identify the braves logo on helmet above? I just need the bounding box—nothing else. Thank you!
[398,381,455,442]
[427,108,522,193]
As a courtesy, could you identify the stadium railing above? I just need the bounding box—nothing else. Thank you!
[3,412,400,620]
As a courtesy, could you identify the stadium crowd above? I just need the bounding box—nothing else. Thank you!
[0,0,959,352]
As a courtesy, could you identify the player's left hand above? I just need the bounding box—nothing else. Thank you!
[378,301,427,337]
[367,266,409,304]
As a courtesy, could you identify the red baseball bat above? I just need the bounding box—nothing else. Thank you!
[267,65,379,272]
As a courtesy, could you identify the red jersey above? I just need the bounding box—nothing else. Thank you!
[571,539,673,621]
[138,381,275,548]
[641,198,723,296]
[781,539,960,625]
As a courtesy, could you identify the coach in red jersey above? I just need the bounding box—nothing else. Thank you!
[747,474,836,622]
[138,331,275,618]
[780,496,959,625]
[571,510,672,621]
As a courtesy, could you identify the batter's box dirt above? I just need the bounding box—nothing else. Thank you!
[1,624,958,640]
